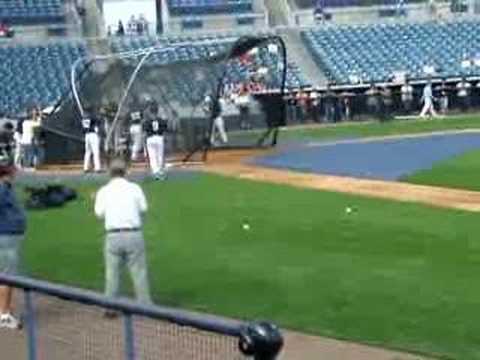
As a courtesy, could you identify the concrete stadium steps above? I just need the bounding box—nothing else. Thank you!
[81,0,104,37]
[281,28,328,87]
[263,0,290,26]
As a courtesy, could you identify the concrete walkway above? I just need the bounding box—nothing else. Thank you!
[0,293,430,360]
[282,331,428,360]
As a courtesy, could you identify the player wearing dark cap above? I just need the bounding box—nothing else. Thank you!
[143,103,168,180]
[82,108,102,173]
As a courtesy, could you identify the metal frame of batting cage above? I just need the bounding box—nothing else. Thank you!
[29,59,95,147]
[0,273,284,360]
[69,37,243,159]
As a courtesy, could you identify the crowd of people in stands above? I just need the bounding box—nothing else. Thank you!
[0,21,14,38]
[108,15,149,36]
[284,78,480,123]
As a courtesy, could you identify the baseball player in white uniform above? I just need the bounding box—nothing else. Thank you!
[144,115,167,180]
[419,82,437,118]
[205,95,228,146]
[82,111,101,173]
[129,111,143,161]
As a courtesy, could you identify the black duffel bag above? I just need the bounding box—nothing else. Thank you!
[25,185,78,210]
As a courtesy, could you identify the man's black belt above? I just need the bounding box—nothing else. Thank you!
[107,228,141,233]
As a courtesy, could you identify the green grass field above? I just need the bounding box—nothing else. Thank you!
[405,149,480,192]
[21,173,480,359]
[283,114,480,141]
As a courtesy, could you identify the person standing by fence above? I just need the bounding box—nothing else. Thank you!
[94,158,152,308]
[0,149,26,329]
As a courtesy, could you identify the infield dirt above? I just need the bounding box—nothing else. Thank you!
[205,149,480,212]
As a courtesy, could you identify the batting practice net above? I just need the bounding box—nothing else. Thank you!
[43,35,287,164]
[0,274,283,360]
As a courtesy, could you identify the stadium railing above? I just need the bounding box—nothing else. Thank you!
[0,273,283,360]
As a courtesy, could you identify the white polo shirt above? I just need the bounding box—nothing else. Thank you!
[21,120,39,145]
[94,177,148,231]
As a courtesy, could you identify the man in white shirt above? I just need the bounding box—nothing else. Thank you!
[94,158,151,305]
[21,110,41,170]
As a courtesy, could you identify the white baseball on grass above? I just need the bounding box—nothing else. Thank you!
[345,207,352,214]
[242,223,250,230]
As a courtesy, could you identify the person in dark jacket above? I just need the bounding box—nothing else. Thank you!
[0,153,26,329]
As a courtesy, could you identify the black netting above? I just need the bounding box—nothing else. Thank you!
[42,35,287,164]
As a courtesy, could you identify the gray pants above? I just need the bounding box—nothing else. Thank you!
[0,235,22,275]
[104,231,151,304]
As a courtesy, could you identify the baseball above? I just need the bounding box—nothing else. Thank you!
[242,223,250,230]
[345,207,352,214]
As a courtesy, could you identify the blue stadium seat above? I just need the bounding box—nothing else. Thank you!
[0,41,88,116]
[109,34,310,100]
[303,20,480,84]
[0,0,66,25]
[167,0,253,16]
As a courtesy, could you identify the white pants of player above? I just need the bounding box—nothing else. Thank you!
[210,116,228,144]
[130,124,143,161]
[420,99,437,118]
[14,142,22,168]
[146,135,164,175]
[84,133,101,171]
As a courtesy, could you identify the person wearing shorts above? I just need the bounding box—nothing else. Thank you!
[0,157,26,329]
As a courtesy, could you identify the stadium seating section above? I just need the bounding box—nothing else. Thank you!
[167,0,253,15]
[294,0,420,8]
[110,35,309,103]
[303,21,480,84]
[0,35,307,116]
[0,42,87,116]
[0,0,66,25]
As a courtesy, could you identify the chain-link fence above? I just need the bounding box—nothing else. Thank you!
[0,274,283,360]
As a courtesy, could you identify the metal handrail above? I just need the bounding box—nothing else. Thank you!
[0,273,241,336]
